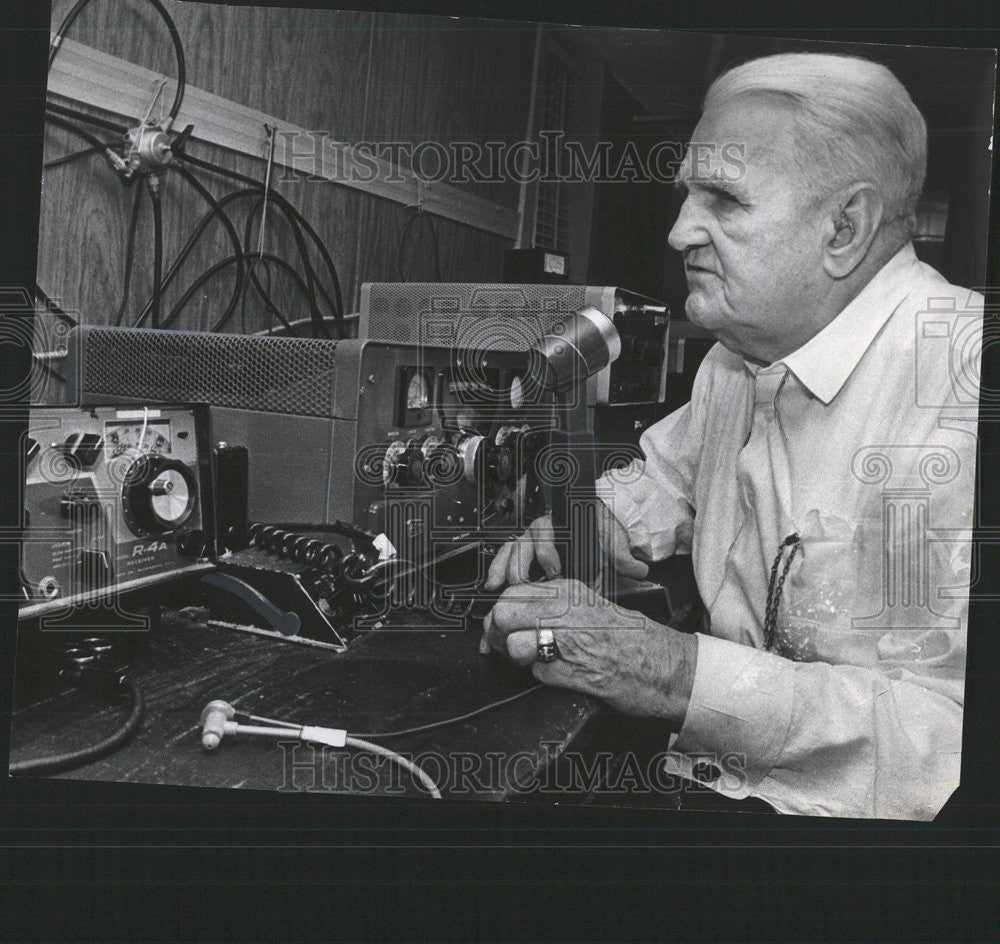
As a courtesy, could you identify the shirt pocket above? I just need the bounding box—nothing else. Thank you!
[776,508,881,667]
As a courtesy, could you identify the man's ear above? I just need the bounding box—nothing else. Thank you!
[822,183,884,278]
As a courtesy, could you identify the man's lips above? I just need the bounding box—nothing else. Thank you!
[685,263,719,277]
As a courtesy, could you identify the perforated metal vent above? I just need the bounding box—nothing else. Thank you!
[71,327,339,417]
[360,282,593,347]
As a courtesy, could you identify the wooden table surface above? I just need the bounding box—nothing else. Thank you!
[9,607,606,801]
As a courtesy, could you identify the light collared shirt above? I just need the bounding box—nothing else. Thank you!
[596,244,982,819]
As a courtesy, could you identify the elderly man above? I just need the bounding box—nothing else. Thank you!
[482,53,982,820]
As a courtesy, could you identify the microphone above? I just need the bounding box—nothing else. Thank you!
[200,699,235,750]
[526,305,620,396]
[524,307,621,586]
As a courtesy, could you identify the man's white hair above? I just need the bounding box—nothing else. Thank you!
[705,53,927,236]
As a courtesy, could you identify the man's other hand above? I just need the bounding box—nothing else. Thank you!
[484,508,649,591]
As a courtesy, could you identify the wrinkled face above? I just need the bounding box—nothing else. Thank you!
[668,95,830,361]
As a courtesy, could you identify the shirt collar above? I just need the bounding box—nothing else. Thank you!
[765,243,923,404]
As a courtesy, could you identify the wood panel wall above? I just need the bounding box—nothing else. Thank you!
[36,0,537,340]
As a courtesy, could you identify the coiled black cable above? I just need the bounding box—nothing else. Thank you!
[9,676,145,776]
[134,181,329,336]
[146,163,247,330]
[242,196,327,338]
[49,0,187,123]
[162,251,314,333]
[175,151,345,335]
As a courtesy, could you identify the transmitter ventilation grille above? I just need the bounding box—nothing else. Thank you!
[360,282,592,347]
[71,327,339,417]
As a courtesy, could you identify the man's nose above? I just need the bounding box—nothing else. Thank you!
[668,195,706,253]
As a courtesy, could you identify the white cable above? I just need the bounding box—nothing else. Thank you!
[346,736,442,799]
[220,720,443,799]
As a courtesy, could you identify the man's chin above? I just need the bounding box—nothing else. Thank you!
[684,297,721,331]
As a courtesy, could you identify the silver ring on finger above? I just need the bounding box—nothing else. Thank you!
[536,628,559,663]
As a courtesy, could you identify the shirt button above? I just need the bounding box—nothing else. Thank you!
[691,761,722,784]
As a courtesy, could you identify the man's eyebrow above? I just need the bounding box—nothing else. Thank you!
[673,176,744,197]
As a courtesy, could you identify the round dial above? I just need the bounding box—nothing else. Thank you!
[121,456,196,535]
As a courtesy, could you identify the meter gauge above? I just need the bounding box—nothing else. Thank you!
[105,420,172,458]
[407,371,431,411]
[396,367,435,427]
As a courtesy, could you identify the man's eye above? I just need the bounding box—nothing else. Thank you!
[712,189,742,205]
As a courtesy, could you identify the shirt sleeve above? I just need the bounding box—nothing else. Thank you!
[665,627,965,820]
[594,345,718,562]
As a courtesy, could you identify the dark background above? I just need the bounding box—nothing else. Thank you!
[2,0,1000,940]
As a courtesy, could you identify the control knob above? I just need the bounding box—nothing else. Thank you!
[121,455,196,535]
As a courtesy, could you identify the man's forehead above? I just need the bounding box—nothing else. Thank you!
[678,100,796,183]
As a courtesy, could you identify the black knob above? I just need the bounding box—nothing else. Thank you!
[176,529,209,558]
[121,455,196,535]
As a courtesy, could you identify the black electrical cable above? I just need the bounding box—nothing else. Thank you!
[149,182,164,328]
[49,0,186,122]
[45,99,338,339]
[43,109,118,156]
[113,184,145,326]
[9,677,145,776]
[135,178,322,334]
[241,257,285,336]
[243,196,328,339]
[197,157,340,330]
[209,254,299,335]
[44,143,106,169]
[45,101,127,135]
[175,152,345,334]
[43,110,328,337]
[161,251,310,333]
[147,163,246,330]
[137,177,329,337]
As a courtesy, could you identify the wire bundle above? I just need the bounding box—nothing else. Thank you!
[39,0,346,339]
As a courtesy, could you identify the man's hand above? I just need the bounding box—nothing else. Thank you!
[484,508,649,591]
[480,578,697,724]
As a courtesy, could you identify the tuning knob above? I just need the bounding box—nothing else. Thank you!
[491,426,528,485]
[455,434,486,485]
[121,455,196,535]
